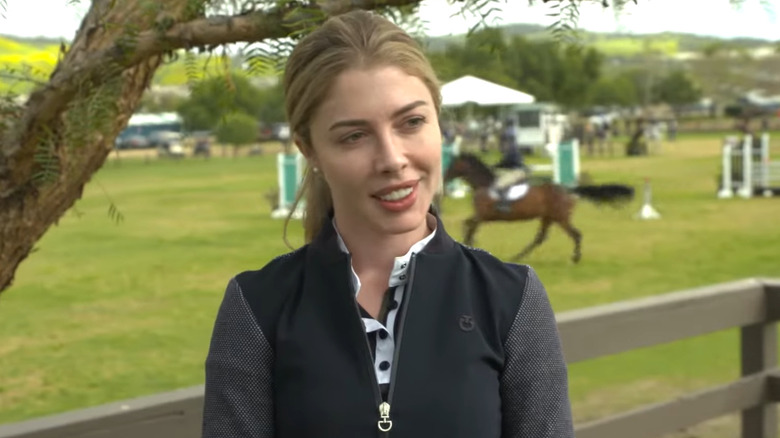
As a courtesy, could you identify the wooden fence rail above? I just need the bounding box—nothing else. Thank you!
[2,277,779,438]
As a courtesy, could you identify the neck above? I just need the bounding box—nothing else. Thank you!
[334,213,431,276]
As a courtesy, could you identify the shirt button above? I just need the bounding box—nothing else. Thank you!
[378,330,388,340]
[399,275,406,280]
[401,264,406,268]
[389,301,399,310]
[379,361,391,371]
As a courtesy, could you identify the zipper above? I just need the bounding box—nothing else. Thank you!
[347,253,420,436]
[346,255,387,435]
[382,253,419,435]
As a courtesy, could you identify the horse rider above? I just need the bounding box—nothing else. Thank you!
[493,118,530,212]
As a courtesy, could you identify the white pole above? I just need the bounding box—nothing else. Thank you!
[636,177,661,220]
[572,138,581,182]
[271,152,290,219]
[738,135,753,198]
[293,153,305,218]
[277,152,286,209]
[761,133,772,197]
[718,140,733,198]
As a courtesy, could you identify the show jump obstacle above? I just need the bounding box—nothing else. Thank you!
[271,152,306,219]
[718,133,779,199]
[537,138,581,187]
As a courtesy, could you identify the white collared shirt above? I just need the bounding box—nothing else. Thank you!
[334,215,436,384]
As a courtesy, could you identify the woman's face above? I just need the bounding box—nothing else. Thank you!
[303,65,441,238]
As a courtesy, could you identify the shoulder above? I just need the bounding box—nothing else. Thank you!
[456,243,534,288]
[233,245,308,293]
[228,245,309,343]
[454,243,539,327]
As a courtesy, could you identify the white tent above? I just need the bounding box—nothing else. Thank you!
[440,75,535,107]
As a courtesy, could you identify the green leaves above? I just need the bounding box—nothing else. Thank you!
[107,202,125,225]
[32,125,60,186]
[546,0,581,47]
[214,111,257,146]
[0,64,50,93]
[177,72,268,131]
[63,73,123,151]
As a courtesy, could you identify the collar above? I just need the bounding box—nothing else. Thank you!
[333,214,437,294]
[310,205,455,263]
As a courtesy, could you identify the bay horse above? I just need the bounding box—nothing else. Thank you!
[443,153,584,263]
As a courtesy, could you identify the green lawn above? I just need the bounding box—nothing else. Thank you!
[1,134,779,436]
[587,36,680,57]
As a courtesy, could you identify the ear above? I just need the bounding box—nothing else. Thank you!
[293,134,308,155]
[294,134,320,170]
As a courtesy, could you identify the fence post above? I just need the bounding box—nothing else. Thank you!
[761,133,771,198]
[739,135,754,198]
[741,314,778,438]
[719,140,734,198]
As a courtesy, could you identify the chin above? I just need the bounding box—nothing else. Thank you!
[374,201,431,235]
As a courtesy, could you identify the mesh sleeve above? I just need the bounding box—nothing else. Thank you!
[500,267,574,438]
[202,278,274,438]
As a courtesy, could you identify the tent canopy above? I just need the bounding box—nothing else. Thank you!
[441,75,535,107]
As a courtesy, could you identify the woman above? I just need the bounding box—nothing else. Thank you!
[202,10,574,438]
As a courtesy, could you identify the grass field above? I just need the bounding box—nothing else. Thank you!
[587,36,680,57]
[1,133,780,436]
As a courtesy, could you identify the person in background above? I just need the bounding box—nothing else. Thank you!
[493,117,530,212]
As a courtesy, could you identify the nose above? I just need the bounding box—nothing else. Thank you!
[374,129,408,174]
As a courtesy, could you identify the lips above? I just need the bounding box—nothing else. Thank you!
[372,180,419,198]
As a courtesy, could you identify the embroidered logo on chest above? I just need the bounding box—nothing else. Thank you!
[459,315,475,332]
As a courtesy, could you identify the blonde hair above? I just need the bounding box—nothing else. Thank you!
[282,10,442,246]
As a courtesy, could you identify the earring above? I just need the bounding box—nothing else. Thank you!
[312,167,319,173]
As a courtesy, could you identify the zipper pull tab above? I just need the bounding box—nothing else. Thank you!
[378,401,393,432]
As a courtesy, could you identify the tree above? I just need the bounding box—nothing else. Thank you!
[702,41,727,58]
[138,92,187,113]
[428,31,605,110]
[178,73,265,131]
[501,36,603,109]
[256,82,286,124]
[0,0,425,296]
[430,27,514,86]
[215,112,259,156]
[588,74,639,107]
[652,69,703,109]
[0,0,758,296]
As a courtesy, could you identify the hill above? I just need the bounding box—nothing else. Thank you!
[0,35,61,93]
[0,34,270,94]
[2,25,777,97]
[422,22,776,56]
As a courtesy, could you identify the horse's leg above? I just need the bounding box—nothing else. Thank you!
[558,219,583,263]
[463,216,480,246]
[511,218,551,262]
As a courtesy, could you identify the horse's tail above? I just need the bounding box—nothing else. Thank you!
[570,184,635,207]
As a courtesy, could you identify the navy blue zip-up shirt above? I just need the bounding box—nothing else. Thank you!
[202,211,574,438]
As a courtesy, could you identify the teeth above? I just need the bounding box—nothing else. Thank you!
[378,187,413,201]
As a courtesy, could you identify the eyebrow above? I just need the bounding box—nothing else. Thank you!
[328,100,428,131]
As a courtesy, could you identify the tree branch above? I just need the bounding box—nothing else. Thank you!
[0,72,48,87]
[3,0,420,174]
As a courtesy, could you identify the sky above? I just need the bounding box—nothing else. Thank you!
[0,0,778,42]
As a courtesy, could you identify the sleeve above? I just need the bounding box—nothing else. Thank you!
[202,278,274,438]
[500,267,574,438]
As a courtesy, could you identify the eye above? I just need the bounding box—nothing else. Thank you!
[404,116,426,129]
[341,131,366,144]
